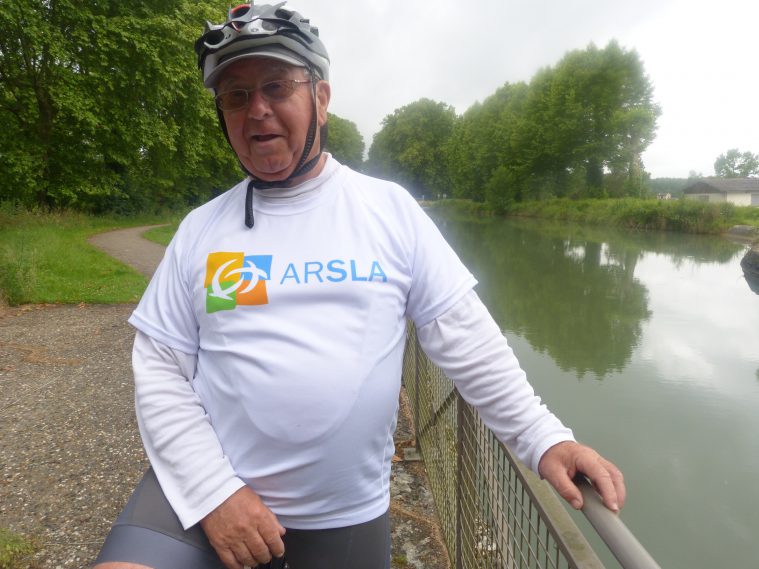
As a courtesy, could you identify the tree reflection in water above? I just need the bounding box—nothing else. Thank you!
[432,215,744,379]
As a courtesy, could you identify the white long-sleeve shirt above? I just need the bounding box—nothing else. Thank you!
[129,156,573,529]
[134,288,572,529]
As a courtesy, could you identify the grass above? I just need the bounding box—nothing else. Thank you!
[0,528,36,569]
[142,222,179,247]
[426,196,759,236]
[509,197,759,234]
[0,207,175,306]
[3,197,756,307]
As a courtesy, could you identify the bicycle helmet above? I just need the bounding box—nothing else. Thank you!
[195,2,331,227]
[195,2,330,86]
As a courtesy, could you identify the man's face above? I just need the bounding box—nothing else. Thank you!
[217,57,331,182]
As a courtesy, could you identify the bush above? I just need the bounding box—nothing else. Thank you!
[508,196,753,234]
[424,199,493,218]
[0,528,36,569]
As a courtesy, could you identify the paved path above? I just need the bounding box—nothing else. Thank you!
[0,226,449,568]
[88,225,169,278]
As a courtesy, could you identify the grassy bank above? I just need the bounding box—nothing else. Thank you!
[0,208,174,306]
[427,197,759,235]
[3,197,757,307]
[142,223,178,246]
[0,527,36,569]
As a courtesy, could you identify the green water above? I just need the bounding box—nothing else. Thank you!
[434,215,759,569]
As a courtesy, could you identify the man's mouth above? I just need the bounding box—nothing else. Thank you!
[252,134,279,142]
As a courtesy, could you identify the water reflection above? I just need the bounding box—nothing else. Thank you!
[433,216,747,379]
[430,214,759,568]
[436,218,647,377]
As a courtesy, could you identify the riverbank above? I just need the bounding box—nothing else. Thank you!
[425,197,759,238]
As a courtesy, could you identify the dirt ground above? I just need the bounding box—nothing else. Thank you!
[0,227,450,568]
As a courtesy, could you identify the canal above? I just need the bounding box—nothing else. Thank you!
[431,214,759,569]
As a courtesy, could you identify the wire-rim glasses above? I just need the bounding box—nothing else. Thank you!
[215,79,311,111]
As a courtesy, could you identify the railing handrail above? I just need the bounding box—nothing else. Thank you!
[403,324,661,569]
[576,477,662,569]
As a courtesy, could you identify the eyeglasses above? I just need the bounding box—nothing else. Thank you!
[215,79,312,111]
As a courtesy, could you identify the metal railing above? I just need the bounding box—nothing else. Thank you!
[401,324,661,569]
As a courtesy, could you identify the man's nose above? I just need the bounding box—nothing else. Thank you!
[246,87,273,119]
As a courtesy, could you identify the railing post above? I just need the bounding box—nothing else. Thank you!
[456,392,463,569]
[414,331,422,451]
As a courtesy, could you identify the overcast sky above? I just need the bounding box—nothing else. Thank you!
[289,0,758,179]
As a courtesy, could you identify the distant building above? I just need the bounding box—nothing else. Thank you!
[683,178,759,206]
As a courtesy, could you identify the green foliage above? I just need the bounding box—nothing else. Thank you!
[366,98,457,198]
[368,41,659,207]
[446,83,530,202]
[0,527,36,569]
[0,208,160,305]
[142,222,179,246]
[0,0,240,213]
[509,197,747,234]
[484,166,522,214]
[480,41,659,205]
[714,148,759,178]
[325,113,364,169]
[424,198,493,220]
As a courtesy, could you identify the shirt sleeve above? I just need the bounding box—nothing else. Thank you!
[402,199,478,327]
[415,289,575,473]
[128,226,200,355]
[133,330,245,529]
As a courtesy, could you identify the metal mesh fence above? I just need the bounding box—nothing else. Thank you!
[402,324,604,569]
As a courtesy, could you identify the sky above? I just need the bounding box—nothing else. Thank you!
[287,0,759,179]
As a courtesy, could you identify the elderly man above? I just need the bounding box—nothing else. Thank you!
[94,3,624,569]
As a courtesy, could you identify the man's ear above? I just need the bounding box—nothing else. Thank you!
[315,81,331,127]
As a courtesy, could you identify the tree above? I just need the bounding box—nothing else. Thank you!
[325,113,364,170]
[0,0,239,212]
[714,149,759,178]
[443,41,660,207]
[520,41,660,198]
[366,98,457,198]
[446,82,529,203]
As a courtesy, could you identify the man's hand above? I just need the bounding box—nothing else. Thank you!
[538,441,625,513]
[200,486,286,569]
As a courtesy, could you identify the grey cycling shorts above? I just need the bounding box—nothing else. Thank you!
[94,468,391,569]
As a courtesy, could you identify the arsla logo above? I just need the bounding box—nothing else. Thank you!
[205,252,272,313]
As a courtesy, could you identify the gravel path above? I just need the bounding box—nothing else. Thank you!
[88,226,168,278]
[0,227,448,568]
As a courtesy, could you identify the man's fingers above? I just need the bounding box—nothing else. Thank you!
[539,441,626,513]
[201,486,287,567]
[241,533,274,564]
[261,524,286,558]
[543,464,583,509]
[597,459,625,509]
[217,547,244,569]
[577,456,624,512]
